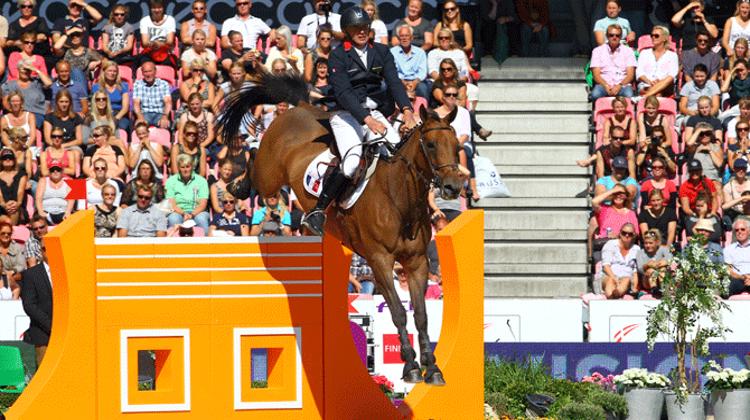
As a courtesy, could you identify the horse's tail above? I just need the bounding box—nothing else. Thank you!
[217,72,310,144]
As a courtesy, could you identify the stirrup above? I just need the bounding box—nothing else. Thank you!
[301,210,326,236]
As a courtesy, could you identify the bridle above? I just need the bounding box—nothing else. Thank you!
[401,124,460,190]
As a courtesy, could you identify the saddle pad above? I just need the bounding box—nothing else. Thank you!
[303,150,379,210]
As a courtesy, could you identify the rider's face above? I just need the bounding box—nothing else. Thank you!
[346,24,370,47]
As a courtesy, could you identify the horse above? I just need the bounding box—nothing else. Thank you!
[218,73,464,385]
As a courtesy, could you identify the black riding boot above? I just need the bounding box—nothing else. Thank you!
[301,170,349,236]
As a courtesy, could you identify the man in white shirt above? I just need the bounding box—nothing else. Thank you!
[725,218,750,296]
[220,0,275,51]
[296,0,344,51]
[139,0,176,66]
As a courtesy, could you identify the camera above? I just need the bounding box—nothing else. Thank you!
[319,0,332,13]
[270,211,281,223]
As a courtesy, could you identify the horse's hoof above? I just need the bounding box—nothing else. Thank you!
[424,368,446,386]
[402,369,424,384]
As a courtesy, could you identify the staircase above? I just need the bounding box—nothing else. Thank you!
[475,57,591,298]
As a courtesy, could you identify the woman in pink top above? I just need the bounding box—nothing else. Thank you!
[593,183,639,238]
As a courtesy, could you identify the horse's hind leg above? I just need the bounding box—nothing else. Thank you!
[403,255,445,386]
[369,254,423,383]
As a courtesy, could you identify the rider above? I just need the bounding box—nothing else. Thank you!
[301,6,417,236]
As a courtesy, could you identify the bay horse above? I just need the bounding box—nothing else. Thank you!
[218,73,464,385]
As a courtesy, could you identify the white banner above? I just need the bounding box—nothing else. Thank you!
[0,301,30,341]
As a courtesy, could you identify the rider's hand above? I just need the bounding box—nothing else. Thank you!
[364,116,386,137]
[400,109,418,134]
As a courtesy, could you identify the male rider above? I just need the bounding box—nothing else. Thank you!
[301,6,417,236]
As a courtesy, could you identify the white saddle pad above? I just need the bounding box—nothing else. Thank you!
[303,149,379,210]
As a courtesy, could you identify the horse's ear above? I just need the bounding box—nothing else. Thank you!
[443,106,459,125]
[419,104,429,123]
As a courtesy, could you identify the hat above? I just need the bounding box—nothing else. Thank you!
[694,218,715,233]
[48,159,63,170]
[688,159,703,171]
[180,219,197,229]
[0,148,14,159]
[735,159,749,170]
[612,156,628,169]
[261,221,280,233]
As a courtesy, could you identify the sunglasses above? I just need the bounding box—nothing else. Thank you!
[652,165,665,170]
[620,231,635,237]
[444,92,458,97]
[22,41,34,45]
[612,136,625,141]
[444,6,457,11]
[438,36,450,40]
[31,225,46,231]
[697,38,709,44]
[650,33,661,39]
[0,155,14,161]
[51,134,63,139]
[193,7,205,11]
[223,199,235,204]
[95,97,107,102]
[50,167,63,172]
[607,33,621,38]
[94,166,106,171]
[102,193,116,198]
[653,135,664,139]
[20,4,33,9]
[739,127,750,132]
[137,194,152,200]
[735,227,748,232]
[237,1,249,5]
[440,67,454,72]
[184,132,198,136]
[319,36,332,41]
[113,12,125,17]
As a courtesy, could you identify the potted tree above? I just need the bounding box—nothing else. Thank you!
[613,368,670,420]
[645,237,731,420]
[703,360,750,420]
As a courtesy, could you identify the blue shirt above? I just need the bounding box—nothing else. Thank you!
[210,212,250,236]
[92,82,129,113]
[597,175,640,206]
[390,45,428,81]
[51,79,88,114]
[251,207,291,226]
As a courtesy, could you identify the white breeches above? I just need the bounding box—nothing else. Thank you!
[329,110,400,177]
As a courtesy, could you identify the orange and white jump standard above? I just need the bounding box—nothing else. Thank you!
[6,210,484,419]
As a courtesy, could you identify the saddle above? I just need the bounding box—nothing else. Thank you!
[304,118,395,209]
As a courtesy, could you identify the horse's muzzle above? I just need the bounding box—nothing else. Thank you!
[228,177,253,200]
[440,179,463,200]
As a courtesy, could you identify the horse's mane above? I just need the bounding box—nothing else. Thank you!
[217,72,310,146]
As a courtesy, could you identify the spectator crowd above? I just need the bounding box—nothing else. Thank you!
[0,0,506,301]
[584,0,750,301]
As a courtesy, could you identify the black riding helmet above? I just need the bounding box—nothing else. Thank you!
[340,6,371,32]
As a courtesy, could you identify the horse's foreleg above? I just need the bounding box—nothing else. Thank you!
[403,255,445,386]
[369,255,422,383]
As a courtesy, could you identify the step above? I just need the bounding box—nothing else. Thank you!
[499,178,590,198]
[485,262,589,275]
[484,276,588,298]
[484,57,588,81]
[476,114,589,134]
[476,197,590,208]
[485,229,587,241]
[484,210,590,230]
[477,101,591,112]
[485,242,587,265]
[483,144,591,167]
[478,82,588,103]
[498,165,590,176]
[475,132,592,145]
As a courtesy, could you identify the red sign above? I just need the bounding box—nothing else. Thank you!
[64,179,87,200]
[382,334,413,364]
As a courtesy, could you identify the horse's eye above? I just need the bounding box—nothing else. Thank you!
[426,142,437,150]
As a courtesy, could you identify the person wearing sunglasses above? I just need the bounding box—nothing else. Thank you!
[636,26,679,97]
[100,4,136,65]
[728,119,750,171]
[596,126,636,180]
[593,0,634,46]
[0,147,28,226]
[635,126,676,181]
[2,58,52,132]
[680,30,720,84]
[220,0,275,52]
[724,217,750,296]
[296,0,343,52]
[116,185,167,238]
[208,192,250,237]
[598,222,640,299]
[34,159,75,226]
[590,23,636,101]
[722,0,750,56]
[24,214,47,268]
[180,0,217,49]
[434,0,473,58]
[636,228,673,298]
[7,31,47,81]
[7,0,52,71]
[671,1,718,52]
[50,0,103,58]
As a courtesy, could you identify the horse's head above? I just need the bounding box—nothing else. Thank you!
[416,106,465,200]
